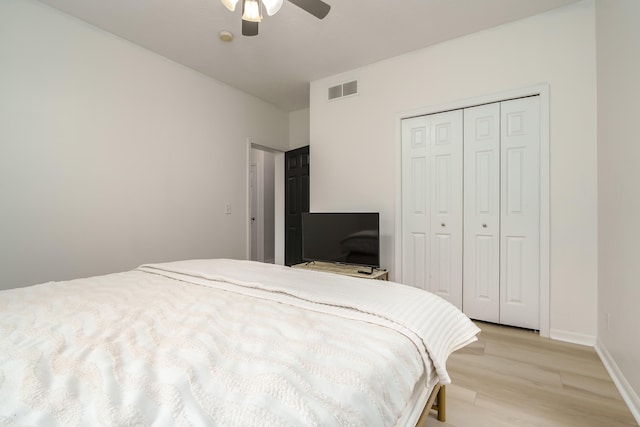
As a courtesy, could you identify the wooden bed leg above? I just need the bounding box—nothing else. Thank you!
[436,385,446,421]
[414,384,447,426]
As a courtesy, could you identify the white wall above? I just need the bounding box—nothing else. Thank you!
[0,0,288,289]
[250,147,276,263]
[289,108,310,150]
[596,0,640,420]
[262,150,275,263]
[274,153,285,265]
[310,1,598,340]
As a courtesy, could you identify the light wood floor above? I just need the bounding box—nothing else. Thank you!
[425,321,638,426]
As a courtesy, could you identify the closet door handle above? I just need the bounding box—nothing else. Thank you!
[441,223,446,227]
[482,223,487,228]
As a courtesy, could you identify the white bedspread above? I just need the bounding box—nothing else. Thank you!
[0,259,479,426]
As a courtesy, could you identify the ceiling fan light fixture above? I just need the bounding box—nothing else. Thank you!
[220,0,239,12]
[225,0,330,37]
[242,0,263,22]
[262,0,283,16]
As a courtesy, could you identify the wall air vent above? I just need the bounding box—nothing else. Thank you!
[328,84,342,100]
[327,80,358,101]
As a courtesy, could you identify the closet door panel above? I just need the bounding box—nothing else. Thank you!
[429,110,463,309]
[401,116,430,290]
[410,232,427,288]
[463,103,501,322]
[500,97,540,329]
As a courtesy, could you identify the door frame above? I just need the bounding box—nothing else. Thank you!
[246,140,285,264]
[394,83,550,338]
[249,159,263,261]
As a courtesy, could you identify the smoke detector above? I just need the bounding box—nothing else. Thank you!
[219,31,234,42]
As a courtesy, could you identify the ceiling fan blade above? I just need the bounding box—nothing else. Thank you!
[287,0,330,19]
[242,19,259,36]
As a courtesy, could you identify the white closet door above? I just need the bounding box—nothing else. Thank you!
[401,115,430,290]
[463,103,501,322]
[500,97,540,329]
[429,110,463,309]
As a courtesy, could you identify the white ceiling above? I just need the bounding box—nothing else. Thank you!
[36,0,580,112]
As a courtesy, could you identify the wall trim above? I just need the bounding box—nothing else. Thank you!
[595,340,640,424]
[549,329,596,347]
[394,83,551,337]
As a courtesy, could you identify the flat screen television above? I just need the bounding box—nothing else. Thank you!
[301,212,380,268]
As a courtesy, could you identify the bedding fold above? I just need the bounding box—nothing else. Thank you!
[138,259,480,385]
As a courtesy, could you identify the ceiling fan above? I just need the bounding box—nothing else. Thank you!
[221,0,331,36]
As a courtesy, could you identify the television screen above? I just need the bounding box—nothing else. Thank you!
[301,212,380,267]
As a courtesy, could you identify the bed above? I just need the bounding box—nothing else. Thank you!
[0,259,479,426]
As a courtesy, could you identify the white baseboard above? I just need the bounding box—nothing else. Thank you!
[595,340,640,424]
[549,328,596,346]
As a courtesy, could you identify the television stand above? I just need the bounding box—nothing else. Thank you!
[292,261,388,281]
